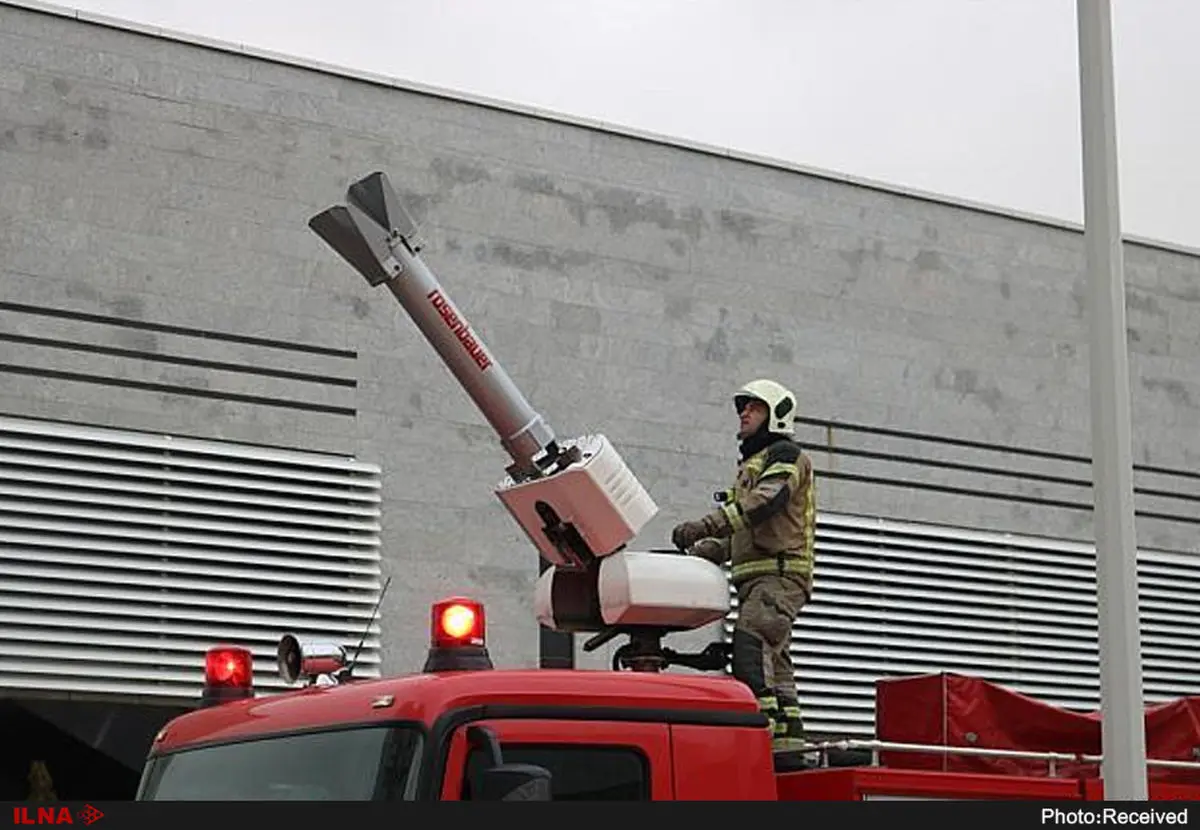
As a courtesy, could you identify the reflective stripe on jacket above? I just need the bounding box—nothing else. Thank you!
[719,438,815,591]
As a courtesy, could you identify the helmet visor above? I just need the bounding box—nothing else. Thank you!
[734,395,762,414]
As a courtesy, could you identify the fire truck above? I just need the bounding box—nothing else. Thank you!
[135,172,1200,802]
[134,597,1200,801]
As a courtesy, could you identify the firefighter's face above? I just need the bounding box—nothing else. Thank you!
[737,399,768,439]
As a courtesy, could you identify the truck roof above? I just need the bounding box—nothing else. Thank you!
[152,668,763,755]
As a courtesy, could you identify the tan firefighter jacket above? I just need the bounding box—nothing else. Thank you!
[693,436,815,594]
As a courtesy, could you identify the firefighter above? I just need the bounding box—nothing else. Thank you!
[670,379,815,753]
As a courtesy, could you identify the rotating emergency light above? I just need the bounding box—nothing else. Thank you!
[201,645,254,707]
[435,599,484,647]
[423,596,493,673]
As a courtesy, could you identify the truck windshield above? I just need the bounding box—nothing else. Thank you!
[137,725,423,801]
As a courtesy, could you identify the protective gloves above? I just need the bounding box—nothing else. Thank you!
[671,514,722,551]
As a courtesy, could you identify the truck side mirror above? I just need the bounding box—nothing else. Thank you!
[463,723,553,800]
[466,724,504,766]
[476,763,553,801]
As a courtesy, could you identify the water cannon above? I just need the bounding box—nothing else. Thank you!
[201,645,254,707]
[309,172,655,572]
[310,173,732,673]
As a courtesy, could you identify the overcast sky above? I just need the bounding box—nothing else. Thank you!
[58,0,1200,251]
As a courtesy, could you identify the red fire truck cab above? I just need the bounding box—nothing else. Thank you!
[135,596,1200,802]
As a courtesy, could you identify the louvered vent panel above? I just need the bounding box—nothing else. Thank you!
[725,513,1200,738]
[0,415,383,701]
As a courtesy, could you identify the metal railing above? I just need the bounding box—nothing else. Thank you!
[797,739,1200,778]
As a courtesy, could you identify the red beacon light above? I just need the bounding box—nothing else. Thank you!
[423,597,493,673]
[201,645,255,707]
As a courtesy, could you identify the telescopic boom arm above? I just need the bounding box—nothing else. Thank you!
[309,172,559,482]
[308,171,657,570]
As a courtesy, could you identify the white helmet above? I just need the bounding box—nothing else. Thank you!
[734,379,796,436]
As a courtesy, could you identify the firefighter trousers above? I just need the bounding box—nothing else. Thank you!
[731,573,809,743]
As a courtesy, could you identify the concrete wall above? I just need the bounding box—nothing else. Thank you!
[2,2,1197,674]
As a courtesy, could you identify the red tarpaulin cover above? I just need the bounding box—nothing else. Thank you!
[875,673,1200,783]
